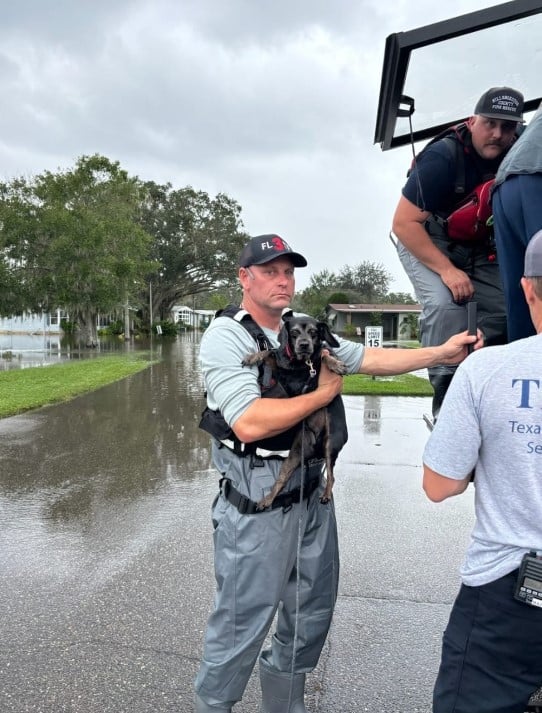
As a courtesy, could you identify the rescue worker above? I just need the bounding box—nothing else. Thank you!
[392,86,524,419]
[422,230,542,713]
[492,101,542,341]
[194,234,480,713]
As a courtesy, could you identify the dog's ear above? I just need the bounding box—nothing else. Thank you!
[278,320,291,349]
[281,310,294,323]
[318,322,340,348]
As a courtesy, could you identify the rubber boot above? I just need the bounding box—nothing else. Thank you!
[260,661,308,713]
[195,693,232,713]
[429,373,454,422]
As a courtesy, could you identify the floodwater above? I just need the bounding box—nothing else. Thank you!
[0,334,213,586]
[0,333,141,371]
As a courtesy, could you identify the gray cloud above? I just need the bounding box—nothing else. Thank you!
[0,0,530,292]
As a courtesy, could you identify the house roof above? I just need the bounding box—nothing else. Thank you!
[327,303,421,314]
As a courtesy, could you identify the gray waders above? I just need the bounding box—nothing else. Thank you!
[195,693,232,712]
[195,443,338,711]
[260,655,308,712]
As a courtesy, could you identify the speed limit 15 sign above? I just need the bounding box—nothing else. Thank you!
[365,326,383,348]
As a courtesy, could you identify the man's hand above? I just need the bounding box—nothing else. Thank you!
[439,265,475,304]
[232,351,344,443]
[438,329,484,365]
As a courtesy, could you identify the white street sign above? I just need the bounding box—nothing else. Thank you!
[365,326,383,348]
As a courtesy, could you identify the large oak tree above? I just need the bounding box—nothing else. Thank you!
[0,155,153,346]
[138,182,248,322]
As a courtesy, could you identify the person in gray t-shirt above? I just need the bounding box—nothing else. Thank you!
[194,234,480,713]
[423,231,542,713]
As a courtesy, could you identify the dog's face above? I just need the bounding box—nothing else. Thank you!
[279,315,339,361]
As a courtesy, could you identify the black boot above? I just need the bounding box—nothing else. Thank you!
[429,373,454,422]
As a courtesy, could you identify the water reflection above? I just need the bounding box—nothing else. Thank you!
[363,395,382,435]
[0,334,215,586]
[0,332,153,370]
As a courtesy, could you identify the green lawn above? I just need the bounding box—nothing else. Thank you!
[343,372,432,397]
[0,355,156,419]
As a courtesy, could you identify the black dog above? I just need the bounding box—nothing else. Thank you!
[242,314,348,510]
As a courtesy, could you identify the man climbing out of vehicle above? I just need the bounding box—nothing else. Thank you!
[391,86,524,420]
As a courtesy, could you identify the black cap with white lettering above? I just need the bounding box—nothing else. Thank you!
[238,234,307,268]
[474,87,524,122]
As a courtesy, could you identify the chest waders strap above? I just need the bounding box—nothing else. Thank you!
[219,477,320,514]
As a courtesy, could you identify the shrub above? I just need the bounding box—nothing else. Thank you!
[60,318,77,334]
[153,320,178,336]
[343,324,357,338]
[99,320,124,336]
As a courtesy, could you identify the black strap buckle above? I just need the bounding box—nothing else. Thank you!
[237,494,253,514]
[220,478,259,515]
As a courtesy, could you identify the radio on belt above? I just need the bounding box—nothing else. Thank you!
[514,551,542,608]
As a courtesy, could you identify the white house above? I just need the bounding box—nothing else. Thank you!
[171,305,215,330]
[325,303,422,341]
[0,310,64,334]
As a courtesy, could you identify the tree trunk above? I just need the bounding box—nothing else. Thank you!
[124,303,131,340]
[76,309,99,348]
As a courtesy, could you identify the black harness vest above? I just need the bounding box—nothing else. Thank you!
[198,305,318,457]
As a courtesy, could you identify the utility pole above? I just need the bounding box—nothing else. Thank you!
[149,281,153,331]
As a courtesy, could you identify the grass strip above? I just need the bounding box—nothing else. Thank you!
[0,355,156,419]
[343,372,432,397]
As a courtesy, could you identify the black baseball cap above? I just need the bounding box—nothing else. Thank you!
[238,234,307,268]
[474,87,524,122]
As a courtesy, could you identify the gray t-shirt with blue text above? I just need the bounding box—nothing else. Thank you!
[423,334,542,586]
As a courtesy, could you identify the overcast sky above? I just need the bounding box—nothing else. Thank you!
[0,0,535,294]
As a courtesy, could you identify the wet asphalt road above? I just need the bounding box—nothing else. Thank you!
[1,340,538,712]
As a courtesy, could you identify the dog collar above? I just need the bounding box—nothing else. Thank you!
[284,343,295,361]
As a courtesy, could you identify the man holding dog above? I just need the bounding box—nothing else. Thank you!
[392,86,524,420]
[422,230,542,713]
[195,234,480,713]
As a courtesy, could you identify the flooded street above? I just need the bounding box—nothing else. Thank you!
[0,335,223,712]
[1,336,213,585]
[1,337,538,712]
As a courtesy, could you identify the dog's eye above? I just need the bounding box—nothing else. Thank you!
[290,329,301,338]
[307,328,318,338]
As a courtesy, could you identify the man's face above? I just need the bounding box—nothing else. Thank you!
[468,114,518,160]
[239,257,296,311]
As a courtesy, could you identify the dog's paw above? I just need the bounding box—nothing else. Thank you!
[241,350,272,368]
[324,355,348,376]
[335,361,348,376]
[241,354,261,367]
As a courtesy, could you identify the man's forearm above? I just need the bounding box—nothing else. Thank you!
[232,385,338,443]
[360,345,451,375]
[396,228,453,275]
[423,464,471,502]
